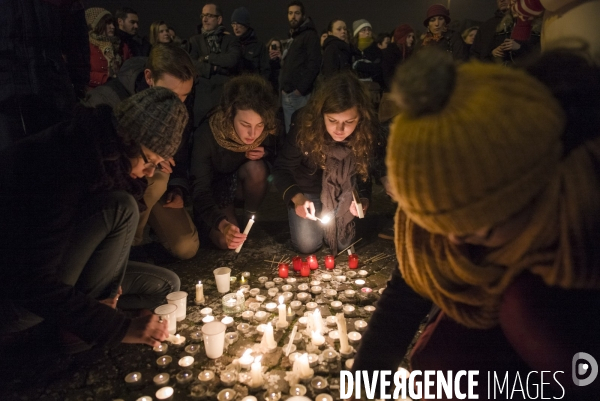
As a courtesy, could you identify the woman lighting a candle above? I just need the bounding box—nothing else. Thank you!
[190,75,278,250]
[273,72,383,254]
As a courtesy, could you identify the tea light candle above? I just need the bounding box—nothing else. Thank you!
[239,285,250,293]
[322,348,338,362]
[348,331,362,343]
[330,300,342,310]
[298,316,308,328]
[190,330,202,342]
[155,386,174,400]
[218,388,237,401]
[321,273,332,281]
[239,349,254,369]
[296,292,310,302]
[344,289,355,299]
[220,370,237,387]
[348,253,359,269]
[178,355,194,368]
[221,316,234,327]
[316,394,334,401]
[277,295,287,328]
[286,277,297,284]
[200,307,213,317]
[332,268,342,275]
[346,271,357,278]
[310,286,322,295]
[249,288,261,297]
[198,370,215,383]
[354,279,365,287]
[267,288,279,298]
[335,275,347,283]
[258,276,269,285]
[250,355,264,387]
[248,302,260,312]
[153,343,168,355]
[137,397,153,401]
[169,333,186,345]
[326,289,337,298]
[361,287,373,295]
[364,305,376,314]
[305,301,318,311]
[202,315,215,323]
[256,323,266,334]
[264,302,277,312]
[307,254,318,269]
[289,384,307,396]
[255,294,266,303]
[292,256,302,271]
[176,369,194,385]
[153,373,170,386]
[328,330,339,341]
[242,397,258,401]
[273,277,283,285]
[125,372,142,387]
[265,281,275,289]
[281,284,292,292]
[310,280,321,287]
[311,375,329,391]
[254,310,268,322]
[358,270,368,277]
[343,304,355,316]
[290,300,302,310]
[226,331,239,345]
[237,323,250,333]
[195,281,205,304]
[354,320,368,332]
[300,261,310,277]
[324,255,335,269]
[156,355,172,368]
[326,316,337,326]
[282,291,294,303]
[242,310,254,321]
[185,344,200,355]
[307,353,320,367]
[242,271,251,279]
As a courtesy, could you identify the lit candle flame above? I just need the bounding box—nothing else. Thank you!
[279,295,284,305]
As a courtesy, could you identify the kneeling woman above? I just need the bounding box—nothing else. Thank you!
[190,75,278,250]
[273,72,379,254]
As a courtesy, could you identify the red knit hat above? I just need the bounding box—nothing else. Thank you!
[423,4,451,26]
[393,24,414,45]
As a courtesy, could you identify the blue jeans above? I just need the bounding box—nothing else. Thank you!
[281,90,310,133]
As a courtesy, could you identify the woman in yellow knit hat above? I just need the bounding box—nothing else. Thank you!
[352,48,600,398]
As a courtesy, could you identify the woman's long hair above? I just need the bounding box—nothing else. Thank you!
[297,72,377,181]
[149,21,172,47]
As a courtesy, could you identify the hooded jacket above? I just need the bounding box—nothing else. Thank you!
[320,35,353,78]
[236,28,271,80]
[470,9,508,61]
[280,17,322,95]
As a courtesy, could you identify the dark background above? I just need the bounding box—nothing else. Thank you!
[86,0,498,43]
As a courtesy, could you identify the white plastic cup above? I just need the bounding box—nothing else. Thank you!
[166,291,188,321]
[154,304,177,334]
[213,267,231,293]
[201,321,227,359]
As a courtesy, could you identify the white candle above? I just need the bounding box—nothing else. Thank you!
[311,330,325,346]
[239,349,254,369]
[277,295,287,327]
[336,313,351,353]
[312,309,323,334]
[195,281,205,304]
[235,215,255,253]
[236,290,245,305]
[153,373,170,386]
[285,325,298,356]
[294,353,312,378]
[250,355,264,387]
[178,355,194,368]
[261,322,277,350]
[155,386,174,400]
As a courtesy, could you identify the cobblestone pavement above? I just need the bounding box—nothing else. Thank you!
[2,184,412,401]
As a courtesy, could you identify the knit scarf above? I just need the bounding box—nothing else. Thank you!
[357,37,373,51]
[202,26,225,54]
[209,110,274,152]
[321,141,356,254]
[395,136,600,329]
[421,30,445,47]
[89,32,122,77]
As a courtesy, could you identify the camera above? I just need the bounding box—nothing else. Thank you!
[271,44,277,50]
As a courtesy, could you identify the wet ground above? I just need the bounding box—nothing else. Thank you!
[1,183,414,401]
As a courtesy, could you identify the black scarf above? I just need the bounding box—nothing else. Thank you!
[202,26,225,54]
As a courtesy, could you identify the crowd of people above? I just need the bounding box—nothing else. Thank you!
[1,0,600,398]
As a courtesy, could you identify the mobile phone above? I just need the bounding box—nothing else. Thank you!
[271,44,277,50]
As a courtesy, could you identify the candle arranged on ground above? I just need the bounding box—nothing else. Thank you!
[311,330,325,346]
[278,262,289,278]
[178,355,194,368]
[307,254,318,269]
[250,355,264,387]
[348,253,359,269]
[153,373,170,386]
[155,386,174,400]
[198,370,215,383]
[293,353,313,379]
[239,349,254,369]
[277,295,287,327]
[324,254,335,269]
[235,215,254,253]
[156,355,172,368]
[153,343,168,355]
[260,322,277,351]
[300,261,310,277]
[125,372,142,387]
[195,280,205,304]
[336,313,352,354]
[292,256,302,271]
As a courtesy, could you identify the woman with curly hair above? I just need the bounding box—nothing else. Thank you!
[149,21,173,47]
[273,72,380,254]
[190,75,279,250]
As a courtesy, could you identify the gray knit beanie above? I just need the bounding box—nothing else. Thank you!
[114,87,188,159]
[352,19,372,37]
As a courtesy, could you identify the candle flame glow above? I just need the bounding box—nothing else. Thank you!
[252,215,255,220]
[279,295,284,305]
[320,215,331,224]
[242,349,252,357]
[198,280,201,284]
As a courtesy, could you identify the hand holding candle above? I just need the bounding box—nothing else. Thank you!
[234,215,255,253]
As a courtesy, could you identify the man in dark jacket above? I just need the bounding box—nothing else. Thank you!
[115,7,150,57]
[83,44,199,261]
[186,3,241,126]
[470,0,511,61]
[230,7,270,80]
[280,0,322,133]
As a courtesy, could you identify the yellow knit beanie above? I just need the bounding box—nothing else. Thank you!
[387,49,566,235]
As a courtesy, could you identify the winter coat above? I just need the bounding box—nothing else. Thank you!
[381,44,412,92]
[470,9,507,61]
[0,0,90,150]
[320,36,353,78]
[236,29,270,80]
[419,30,469,61]
[280,17,322,95]
[88,41,132,89]
[353,41,384,86]
[115,28,151,57]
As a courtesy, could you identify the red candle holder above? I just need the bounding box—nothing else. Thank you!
[307,254,318,270]
[278,263,289,278]
[292,256,302,272]
[324,255,335,270]
[300,261,310,277]
[348,253,359,269]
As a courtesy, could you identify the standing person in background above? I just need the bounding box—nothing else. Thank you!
[471,0,510,61]
[462,26,479,45]
[115,7,150,57]
[320,19,352,79]
[149,21,173,47]
[279,0,322,133]
[231,7,270,80]
[382,24,415,92]
[419,4,469,61]
[375,32,391,50]
[351,19,384,105]
[85,8,131,89]
[266,38,283,94]
[186,3,241,127]
[0,0,89,151]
